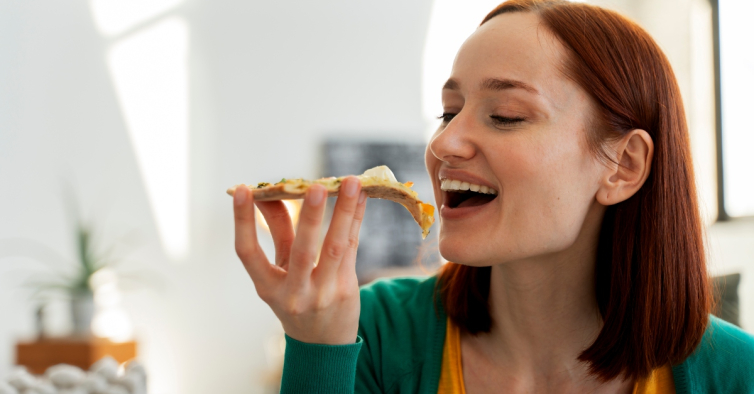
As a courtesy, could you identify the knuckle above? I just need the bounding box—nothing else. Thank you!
[324,242,347,260]
[335,201,357,216]
[283,299,308,316]
[255,285,272,303]
[335,290,351,305]
[299,212,322,228]
[235,243,255,260]
[347,235,360,250]
[234,207,252,221]
[312,294,332,312]
[234,214,249,224]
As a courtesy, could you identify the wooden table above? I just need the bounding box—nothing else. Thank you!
[16,337,137,374]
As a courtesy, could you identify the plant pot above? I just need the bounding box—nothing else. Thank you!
[70,291,94,336]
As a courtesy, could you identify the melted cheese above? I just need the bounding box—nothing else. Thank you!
[231,165,435,238]
[356,166,419,198]
[359,165,398,183]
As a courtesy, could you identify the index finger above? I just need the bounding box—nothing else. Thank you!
[233,185,273,281]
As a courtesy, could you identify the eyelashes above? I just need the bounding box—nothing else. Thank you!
[436,113,526,127]
[489,115,526,126]
[437,113,456,123]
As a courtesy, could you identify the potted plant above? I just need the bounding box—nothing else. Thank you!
[28,222,133,336]
[2,187,150,338]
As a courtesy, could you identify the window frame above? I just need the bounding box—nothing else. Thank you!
[710,0,753,221]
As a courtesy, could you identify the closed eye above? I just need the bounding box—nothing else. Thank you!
[490,115,526,126]
[437,112,457,124]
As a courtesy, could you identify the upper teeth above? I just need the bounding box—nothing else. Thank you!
[440,179,498,195]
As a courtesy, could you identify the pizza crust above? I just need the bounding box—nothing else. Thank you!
[227,167,435,239]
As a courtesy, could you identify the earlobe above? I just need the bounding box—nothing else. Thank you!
[596,129,654,206]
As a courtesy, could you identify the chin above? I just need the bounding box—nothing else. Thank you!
[438,233,496,267]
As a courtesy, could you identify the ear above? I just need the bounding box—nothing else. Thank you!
[596,129,654,206]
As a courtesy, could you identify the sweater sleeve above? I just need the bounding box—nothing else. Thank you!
[279,276,442,394]
[280,335,363,394]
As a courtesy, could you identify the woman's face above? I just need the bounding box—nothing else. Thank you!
[426,12,607,266]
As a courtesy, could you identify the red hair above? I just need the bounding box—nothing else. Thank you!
[436,0,711,382]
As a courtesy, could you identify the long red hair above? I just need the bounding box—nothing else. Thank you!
[436,0,711,382]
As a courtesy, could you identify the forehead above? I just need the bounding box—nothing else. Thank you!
[450,12,575,104]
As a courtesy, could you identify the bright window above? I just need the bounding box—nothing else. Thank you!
[90,0,190,260]
[719,0,754,217]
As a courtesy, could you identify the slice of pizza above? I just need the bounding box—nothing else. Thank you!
[227,165,435,239]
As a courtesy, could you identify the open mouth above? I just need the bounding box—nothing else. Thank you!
[445,190,498,208]
[441,179,499,209]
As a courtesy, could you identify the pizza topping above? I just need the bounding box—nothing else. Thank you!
[359,165,398,183]
[228,165,436,239]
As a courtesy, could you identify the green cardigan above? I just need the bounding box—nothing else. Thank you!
[280,276,754,393]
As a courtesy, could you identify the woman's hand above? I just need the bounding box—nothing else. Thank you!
[233,176,367,345]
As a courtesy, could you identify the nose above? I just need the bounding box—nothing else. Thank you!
[428,113,476,166]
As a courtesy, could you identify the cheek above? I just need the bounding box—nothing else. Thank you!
[489,135,558,198]
[509,126,593,196]
[495,131,598,245]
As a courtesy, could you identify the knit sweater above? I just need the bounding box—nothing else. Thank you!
[280,276,754,393]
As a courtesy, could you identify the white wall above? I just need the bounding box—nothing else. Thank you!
[0,0,432,393]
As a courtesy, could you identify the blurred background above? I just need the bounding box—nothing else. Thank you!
[0,0,751,392]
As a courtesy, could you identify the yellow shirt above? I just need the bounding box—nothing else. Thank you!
[438,319,675,394]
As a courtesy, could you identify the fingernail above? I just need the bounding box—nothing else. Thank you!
[344,177,359,197]
[234,186,247,206]
[307,185,325,206]
[358,191,367,204]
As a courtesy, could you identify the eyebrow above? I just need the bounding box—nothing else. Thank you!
[442,78,539,95]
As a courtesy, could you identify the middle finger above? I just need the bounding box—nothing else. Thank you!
[256,201,295,269]
[287,184,327,284]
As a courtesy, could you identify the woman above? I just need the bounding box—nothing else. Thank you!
[232,0,754,393]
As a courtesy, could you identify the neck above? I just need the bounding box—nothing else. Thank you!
[464,202,617,388]
[486,247,601,368]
